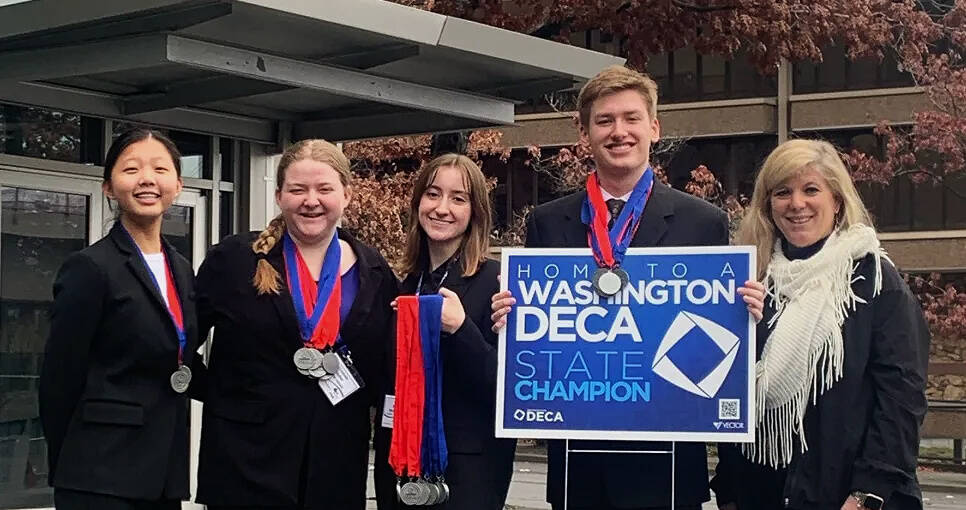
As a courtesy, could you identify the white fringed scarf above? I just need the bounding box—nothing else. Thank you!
[743,224,888,468]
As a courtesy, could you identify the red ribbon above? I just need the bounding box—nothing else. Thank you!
[585,172,617,266]
[390,296,426,477]
[286,245,342,349]
[162,256,186,363]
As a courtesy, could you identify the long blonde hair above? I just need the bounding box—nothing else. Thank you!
[252,139,352,295]
[737,139,874,279]
[399,154,493,278]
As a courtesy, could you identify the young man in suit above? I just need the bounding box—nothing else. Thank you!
[492,65,763,510]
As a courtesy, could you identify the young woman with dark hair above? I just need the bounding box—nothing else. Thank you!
[39,128,197,510]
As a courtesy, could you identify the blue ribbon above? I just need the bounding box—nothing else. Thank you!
[418,294,447,477]
[283,231,342,344]
[580,167,655,267]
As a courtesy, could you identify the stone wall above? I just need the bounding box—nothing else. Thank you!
[927,334,966,402]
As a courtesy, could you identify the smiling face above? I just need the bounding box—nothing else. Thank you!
[579,88,660,179]
[417,165,472,246]
[275,158,350,245]
[770,166,842,248]
[102,137,182,224]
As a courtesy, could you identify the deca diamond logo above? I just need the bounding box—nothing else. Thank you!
[652,311,739,398]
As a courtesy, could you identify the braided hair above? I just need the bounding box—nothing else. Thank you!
[250,139,351,295]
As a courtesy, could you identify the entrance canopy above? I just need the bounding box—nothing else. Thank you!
[0,0,622,144]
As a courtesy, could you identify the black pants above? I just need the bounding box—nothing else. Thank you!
[552,505,701,510]
[54,488,181,510]
[207,507,298,510]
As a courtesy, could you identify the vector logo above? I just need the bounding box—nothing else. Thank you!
[652,311,739,398]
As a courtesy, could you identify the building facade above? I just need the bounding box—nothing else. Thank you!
[0,2,620,508]
[491,31,966,273]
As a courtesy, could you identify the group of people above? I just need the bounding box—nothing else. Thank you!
[38,63,929,510]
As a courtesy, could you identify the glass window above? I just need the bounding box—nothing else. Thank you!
[112,124,211,179]
[701,54,728,99]
[0,104,102,165]
[647,53,671,98]
[661,136,777,197]
[817,128,965,231]
[219,138,235,183]
[220,191,235,240]
[162,205,193,266]
[672,48,699,101]
[793,45,914,93]
[945,173,966,229]
[0,186,89,508]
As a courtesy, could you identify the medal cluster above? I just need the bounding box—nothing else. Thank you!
[293,347,342,380]
[397,477,450,506]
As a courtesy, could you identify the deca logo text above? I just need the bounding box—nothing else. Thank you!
[513,409,564,422]
[712,421,745,429]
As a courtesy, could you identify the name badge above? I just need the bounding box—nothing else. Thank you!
[318,353,364,406]
[382,395,395,428]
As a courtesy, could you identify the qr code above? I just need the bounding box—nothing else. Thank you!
[718,399,740,420]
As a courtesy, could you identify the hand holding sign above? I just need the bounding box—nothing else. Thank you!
[738,280,765,322]
[490,289,515,333]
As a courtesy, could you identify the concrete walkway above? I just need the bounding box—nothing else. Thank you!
[366,445,966,509]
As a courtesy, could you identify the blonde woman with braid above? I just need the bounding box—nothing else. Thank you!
[710,139,929,510]
[193,140,397,510]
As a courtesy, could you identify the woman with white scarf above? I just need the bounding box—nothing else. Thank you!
[710,139,929,510]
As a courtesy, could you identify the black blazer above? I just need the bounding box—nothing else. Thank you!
[526,183,730,509]
[712,255,929,510]
[374,258,517,510]
[39,222,198,500]
[193,229,397,509]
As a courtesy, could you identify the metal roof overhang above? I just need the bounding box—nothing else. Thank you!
[0,0,623,145]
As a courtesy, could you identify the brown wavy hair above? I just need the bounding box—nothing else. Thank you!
[400,154,492,279]
[252,139,352,295]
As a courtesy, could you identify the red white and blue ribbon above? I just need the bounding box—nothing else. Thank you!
[283,232,342,349]
[580,167,655,268]
[390,294,446,479]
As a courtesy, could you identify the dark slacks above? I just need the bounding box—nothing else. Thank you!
[553,505,701,510]
[54,488,181,510]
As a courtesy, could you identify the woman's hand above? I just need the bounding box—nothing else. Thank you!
[737,280,766,322]
[490,290,515,333]
[439,287,466,334]
[840,495,861,510]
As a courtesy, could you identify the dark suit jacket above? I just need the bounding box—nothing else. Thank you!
[527,182,729,509]
[374,258,516,510]
[39,222,198,500]
[193,229,397,509]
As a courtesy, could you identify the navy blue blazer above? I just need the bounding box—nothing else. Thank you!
[527,182,730,509]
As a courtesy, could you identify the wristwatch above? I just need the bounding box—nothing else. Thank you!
[851,491,884,510]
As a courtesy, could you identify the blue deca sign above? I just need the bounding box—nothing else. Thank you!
[496,246,756,442]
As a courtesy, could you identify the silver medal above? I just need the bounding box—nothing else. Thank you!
[399,481,422,505]
[592,267,628,297]
[415,480,432,505]
[321,351,341,375]
[308,365,328,378]
[294,347,323,371]
[425,481,440,505]
[170,365,192,393]
[439,480,449,503]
